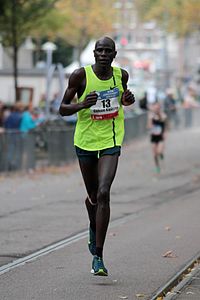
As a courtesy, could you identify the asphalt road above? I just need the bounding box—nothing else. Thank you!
[0,124,200,300]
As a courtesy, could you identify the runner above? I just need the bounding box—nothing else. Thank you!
[59,36,135,276]
[147,102,167,174]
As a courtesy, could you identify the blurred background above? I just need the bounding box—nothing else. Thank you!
[0,0,200,172]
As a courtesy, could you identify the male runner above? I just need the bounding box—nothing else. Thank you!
[59,36,135,276]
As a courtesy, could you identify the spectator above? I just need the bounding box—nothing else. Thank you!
[32,107,45,124]
[139,91,148,111]
[20,106,38,133]
[2,104,12,121]
[183,86,199,128]
[4,102,23,130]
[164,89,179,129]
[0,101,5,133]
[39,94,46,112]
[0,101,5,171]
[20,105,43,171]
[50,92,61,114]
[3,102,23,171]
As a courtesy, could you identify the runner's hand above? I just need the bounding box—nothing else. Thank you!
[121,89,135,106]
[82,92,98,108]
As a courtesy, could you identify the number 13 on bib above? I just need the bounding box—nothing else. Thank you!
[90,87,120,120]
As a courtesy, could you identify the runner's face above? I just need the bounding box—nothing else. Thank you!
[154,103,160,113]
[94,41,116,67]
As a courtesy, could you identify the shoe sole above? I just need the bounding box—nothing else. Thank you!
[93,269,108,276]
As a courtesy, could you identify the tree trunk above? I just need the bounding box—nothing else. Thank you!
[11,0,19,102]
[13,43,19,101]
[77,45,83,67]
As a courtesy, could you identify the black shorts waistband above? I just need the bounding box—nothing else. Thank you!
[75,146,121,161]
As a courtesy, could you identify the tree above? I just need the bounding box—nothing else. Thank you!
[54,0,115,65]
[136,0,200,36]
[135,0,200,80]
[0,0,58,101]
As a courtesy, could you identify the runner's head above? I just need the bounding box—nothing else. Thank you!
[152,102,161,113]
[94,37,117,67]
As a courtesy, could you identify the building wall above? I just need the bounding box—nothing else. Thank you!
[0,72,68,106]
[1,47,34,70]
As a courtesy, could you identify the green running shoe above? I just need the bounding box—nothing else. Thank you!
[88,227,96,255]
[155,166,161,174]
[92,255,108,276]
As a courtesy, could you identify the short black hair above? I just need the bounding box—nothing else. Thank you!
[95,36,116,51]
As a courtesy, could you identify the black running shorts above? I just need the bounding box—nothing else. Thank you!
[75,145,121,161]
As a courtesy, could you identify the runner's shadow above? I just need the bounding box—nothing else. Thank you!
[89,277,118,286]
[93,282,115,286]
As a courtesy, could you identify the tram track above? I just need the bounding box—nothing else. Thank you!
[150,252,200,299]
[0,180,200,278]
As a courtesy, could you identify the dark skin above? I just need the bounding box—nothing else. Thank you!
[59,37,135,257]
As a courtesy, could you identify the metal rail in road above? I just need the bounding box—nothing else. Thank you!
[150,252,200,299]
[0,215,127,276]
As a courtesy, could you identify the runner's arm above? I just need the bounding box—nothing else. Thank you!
[121,69,135,106]
[59,69,97,116]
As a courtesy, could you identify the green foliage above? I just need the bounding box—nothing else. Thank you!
[53,38,73,67]
[0,0,58,47]
[0,0,116,69]
[0,0,7,16]
[136,0,200,37]
[56,0,115,48]
[32,37,73,67]
[31,9,66,40]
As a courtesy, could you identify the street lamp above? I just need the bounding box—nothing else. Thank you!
[23,36,36,51]
[42,41,57,119]
[42,41,57,69]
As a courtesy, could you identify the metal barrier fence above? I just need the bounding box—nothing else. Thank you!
[0,132,36,172]
[0,107,200,173]
[45,127,76,166]
[124,112,147,143]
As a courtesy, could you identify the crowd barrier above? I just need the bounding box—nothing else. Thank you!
[0,107,199,173]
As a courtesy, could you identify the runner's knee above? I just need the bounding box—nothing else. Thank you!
[97,185,110,205]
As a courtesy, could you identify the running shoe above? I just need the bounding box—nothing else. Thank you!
[155,166,161,174]
[88,226,96,255]
[92,255,108,276]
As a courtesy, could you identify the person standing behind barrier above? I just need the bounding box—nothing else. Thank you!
[147,102,167,174]
[164,89,179,129]
[139,91,148,111]
[59,36,135,276]
[20,105,42,170]
[20,105,39,133]
[0,101,5,171]
[0,101,5,133]
[0,104,13,172]
[3,102,23,171]
[183,86,199,128]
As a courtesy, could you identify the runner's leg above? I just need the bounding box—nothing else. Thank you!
[158,141,164,159]
[78,159,98,233]
[152,143,159,168]
[95,154,119,257]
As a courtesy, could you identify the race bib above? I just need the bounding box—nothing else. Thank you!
[90,87,120,120]
[151,125,162,135]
